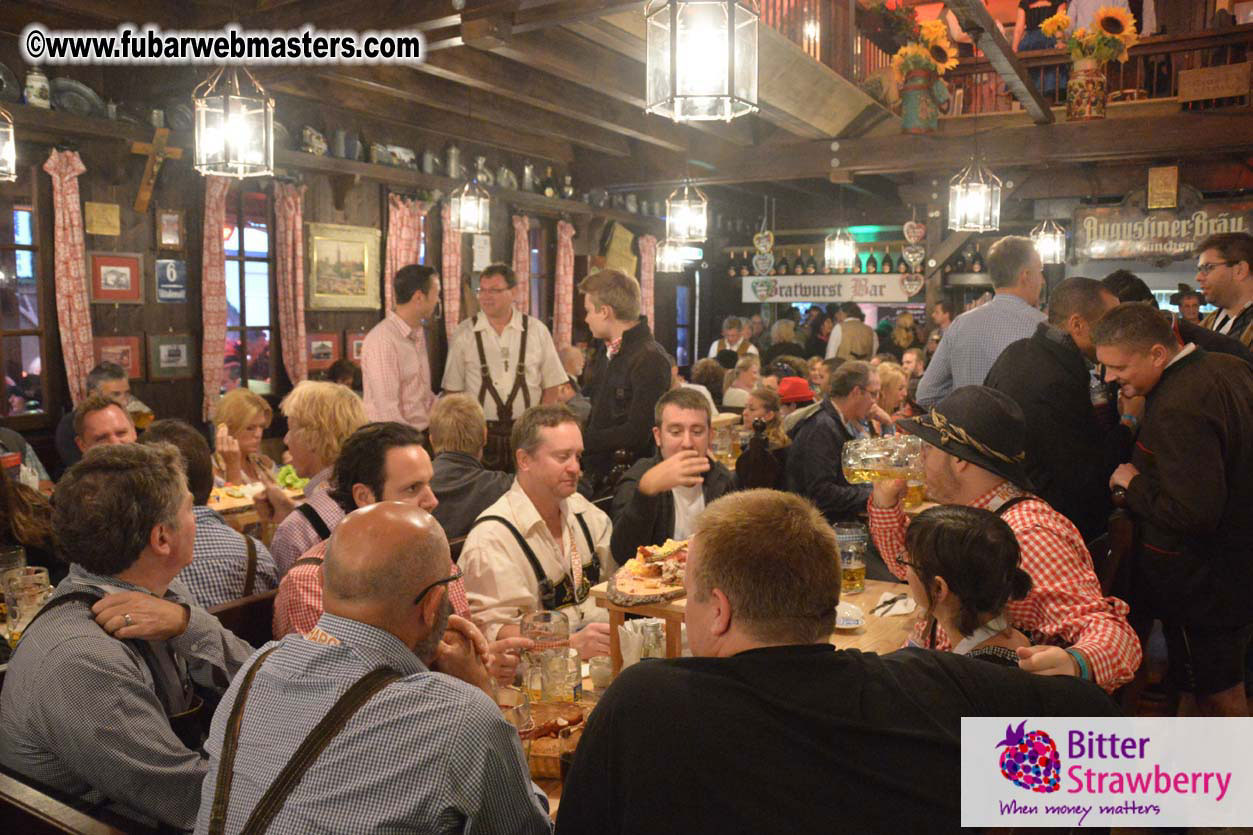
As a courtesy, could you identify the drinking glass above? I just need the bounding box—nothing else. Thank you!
[496,685,535,758]
[541,647,581,702]
[834,524,867,595]
[588,655,613,690]
[4,567,51,648]
[711,427,733,469]
[520,610,570,650]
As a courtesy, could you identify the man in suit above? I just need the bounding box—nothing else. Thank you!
[610,388,736,565]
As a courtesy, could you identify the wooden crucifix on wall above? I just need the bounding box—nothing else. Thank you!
[130,128,184,213]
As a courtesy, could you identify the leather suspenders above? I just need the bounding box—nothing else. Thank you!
[473,313,532,420]
[470,512,600,610]
[207,647,401,835]
[241,534,257,597]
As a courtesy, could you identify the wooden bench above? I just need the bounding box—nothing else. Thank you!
[0,772,127,835]
[209,589,278,648]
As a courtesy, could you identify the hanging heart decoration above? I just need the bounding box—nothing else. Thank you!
[752,230,775,254]
[902,244,926,271]
[752,253,775,276]
[900,273,925,297]
[903,221,927,245]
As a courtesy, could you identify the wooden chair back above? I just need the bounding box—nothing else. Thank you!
[0,772,127,835]
[208,589,278,648]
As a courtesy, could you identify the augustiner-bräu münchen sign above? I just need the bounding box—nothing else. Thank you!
[1074,199,1252,261]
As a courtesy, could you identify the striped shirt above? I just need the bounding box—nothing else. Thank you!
[177,506,278,609]
[273,540,471,638]
[270,467,344,577]
[0,566,253,830]
[193,614,552,835]
[916,293,1046,406]
[361,309,437,430]
[867,482,1142,691]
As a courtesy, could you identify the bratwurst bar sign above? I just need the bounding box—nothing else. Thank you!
[741,273,923,303]
[1074,200,1253,261]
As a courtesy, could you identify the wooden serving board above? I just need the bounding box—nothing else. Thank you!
[607,568,685,607]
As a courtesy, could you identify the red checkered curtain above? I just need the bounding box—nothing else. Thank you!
[638,234,657,332]
[201,176,230,419]
[440,203,462,340]
[274,183,308,385]
[511,214,530,314]
[385,194,430,312]
[42,150,94,406]
[553,220,575,346]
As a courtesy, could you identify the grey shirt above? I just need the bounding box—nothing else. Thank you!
[0,565,253,830]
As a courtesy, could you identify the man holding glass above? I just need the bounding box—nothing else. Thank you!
[443,263,567,472]
[461,404,613,659]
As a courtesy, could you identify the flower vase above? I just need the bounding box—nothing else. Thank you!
[1066,57,1107,121]
[900,70,948,134]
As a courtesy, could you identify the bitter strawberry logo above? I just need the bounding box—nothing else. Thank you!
[996,720,1061,793]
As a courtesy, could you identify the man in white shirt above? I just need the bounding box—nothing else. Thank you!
[706,316,760,359]
[460,404,613,659]
[361,265,441,431]
[443,264,566,471]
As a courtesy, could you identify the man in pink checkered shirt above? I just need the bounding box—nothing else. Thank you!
[868,386,1142,692]
[361,265,441,431]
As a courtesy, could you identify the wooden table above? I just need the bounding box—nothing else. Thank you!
[207,487,303,534]
[590,578,918,673]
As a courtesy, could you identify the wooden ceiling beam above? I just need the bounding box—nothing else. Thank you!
[315,67,633,157]
[271,82,574,163]
[945,0,1054,125]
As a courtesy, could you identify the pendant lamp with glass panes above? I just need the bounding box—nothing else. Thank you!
[645,0,759,122]
[193,67,274,178]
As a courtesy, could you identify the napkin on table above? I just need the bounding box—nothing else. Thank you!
[875,592,917,617]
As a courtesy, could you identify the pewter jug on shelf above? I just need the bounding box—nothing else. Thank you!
[474,156,494,187]
[522,162,536,192]
[422,150,440,175]
[445,143,462,179]
[561,175,575,199]
[496,164,517,191]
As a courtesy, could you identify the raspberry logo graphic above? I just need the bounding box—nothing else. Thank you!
[996,720,1061,793]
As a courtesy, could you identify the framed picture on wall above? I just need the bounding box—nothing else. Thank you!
[155,208,185,250]
[90,252,144,304]
[345,330,367,363]
[93,336,144,380]
[148,333,196,381]
[306,222,381,310]
[307,331,341,371]
[155,258,188,303]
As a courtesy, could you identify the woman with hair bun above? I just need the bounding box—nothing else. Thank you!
[900,505,1034,668]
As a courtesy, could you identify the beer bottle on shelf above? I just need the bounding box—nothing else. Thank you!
[970,244,985,273]
[953,248,968,273]
[776,251,790,275]
[727,251,740,279]
[542,166,557,198]
[851,251,863,273]
[792,250,805,275]
[738,250,751,277]
[897,250,909,273]
[865,248,879,274]
[806,248,818,274]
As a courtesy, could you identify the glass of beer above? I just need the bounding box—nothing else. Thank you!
[834,524,867,595]
[4,567,51,648]
[496,685,535,758]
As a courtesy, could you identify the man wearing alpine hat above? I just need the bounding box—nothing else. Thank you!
[866,385,1142,692]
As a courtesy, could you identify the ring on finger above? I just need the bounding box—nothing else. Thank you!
[123,612,133,627]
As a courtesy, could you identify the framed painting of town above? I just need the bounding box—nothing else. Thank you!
[306,222,381,310]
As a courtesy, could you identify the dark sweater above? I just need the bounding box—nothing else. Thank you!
[1125,348,1253,627]
[429,451,513,543]
[984,323,1132,542]
[582,320,671,486]
[786,399,871,524]
[556,645,1119,835]
[608,454,736,566]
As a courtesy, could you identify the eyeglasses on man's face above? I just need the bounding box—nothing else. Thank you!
[477,284,512,296]
[414,566,463,605]
[1196,261,1234,276]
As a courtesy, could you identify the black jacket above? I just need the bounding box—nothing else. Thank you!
[1177,315,1253,366]
[761,340,807,367]
[984,323,1131,543]
[429,451,514,543]
[609,454,736,566]
[785,399,871,524]
[1126,348,1253,626]
[582,319,671,485]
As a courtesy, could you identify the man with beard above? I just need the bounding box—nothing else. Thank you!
[194,502,552,834]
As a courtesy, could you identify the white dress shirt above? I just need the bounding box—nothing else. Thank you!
[461,480,612,641]
[706,337,760,359]
[442,309,566,422]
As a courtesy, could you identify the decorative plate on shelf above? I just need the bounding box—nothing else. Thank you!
[50,78,106,117]
[0,63,19,102]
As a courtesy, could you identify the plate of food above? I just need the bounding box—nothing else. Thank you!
[608,539,688,606]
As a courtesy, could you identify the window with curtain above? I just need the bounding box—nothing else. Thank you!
[0,166,48,422]
[222,186,274,394]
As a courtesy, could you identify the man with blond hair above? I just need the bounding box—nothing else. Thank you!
[429,394,513,541]
[558,489,1118,834]
[260,381,368,575]
[579,269,670,489]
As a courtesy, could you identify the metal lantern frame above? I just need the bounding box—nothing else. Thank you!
[665,182,708,243]
[948,157,1002,233]
[657,239,687,273]
[449,178,491,235]
[0,105,15,183]
[824,227,857,272]
[1031,218,1067,265]
[645,0,760,122]
[192,66,274,179]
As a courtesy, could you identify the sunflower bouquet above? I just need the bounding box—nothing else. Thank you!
[1040,6,1138,63]
[891,16,960,83]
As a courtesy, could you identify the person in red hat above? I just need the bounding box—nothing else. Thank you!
[775,376,814,421]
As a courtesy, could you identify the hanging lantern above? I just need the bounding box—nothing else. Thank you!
[824,227,857,272]
[657,239,686,273]
[665,183,708,243]
[0,105,15,183]
[948,157,1001,232]
[449,178,491,235]
[193,67,274,178]
[645,0,759,122]
[1031,218,1066,265]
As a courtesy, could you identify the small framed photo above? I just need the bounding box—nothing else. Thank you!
[94,336,144,380]
[90,252,144,304]
[156,208,185,250]
[155,258,188,303]
[345,330,368,363]
[148,333,196,381]
[307,332,341,371]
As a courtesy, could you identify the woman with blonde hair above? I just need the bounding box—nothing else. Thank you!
[889,312,922,360]
[742,385,790,450]
[212,388,278,485]
[721,355,760,409]
[871,362,909,436]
